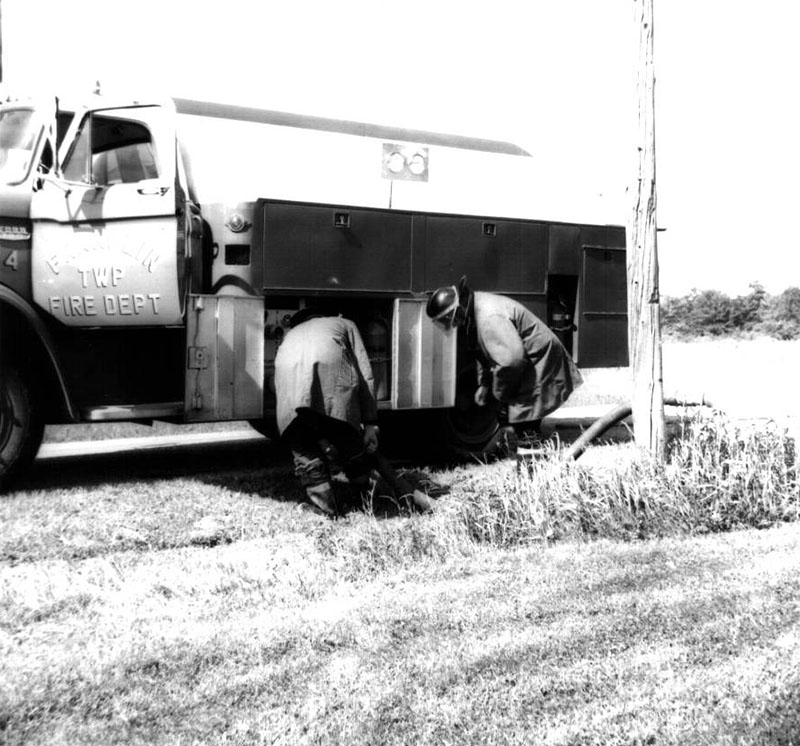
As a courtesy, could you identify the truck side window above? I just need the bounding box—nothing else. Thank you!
[61,112,160,185]
[62,118,90,183]
[39,140,53,174]
[56,111,73,150]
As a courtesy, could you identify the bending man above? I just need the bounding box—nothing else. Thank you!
[274,309,432,515]
[426,277,583,453]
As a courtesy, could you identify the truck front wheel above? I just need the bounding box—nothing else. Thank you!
[0,360,44,490]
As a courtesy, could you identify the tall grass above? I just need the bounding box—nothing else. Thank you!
[667,413,799,530]
[463,414,797,544]
[330,414,799,570]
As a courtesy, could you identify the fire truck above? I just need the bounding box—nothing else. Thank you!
[0,91,628,487]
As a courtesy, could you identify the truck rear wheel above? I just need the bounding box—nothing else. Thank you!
[440,395,500,455]
[377,371,501,461]
[0,360,44,490]
[377,406,499,462]
[439,359,500,456]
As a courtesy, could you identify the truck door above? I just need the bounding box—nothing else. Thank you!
[30,104,184,326]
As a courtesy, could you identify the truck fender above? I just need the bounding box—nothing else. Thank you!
[0,285,78,422]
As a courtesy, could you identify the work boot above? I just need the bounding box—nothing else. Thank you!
[408,489,434,513]
[305,482,337,517]
[347,474,375,511]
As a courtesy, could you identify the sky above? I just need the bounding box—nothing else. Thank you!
[2,0,798,298]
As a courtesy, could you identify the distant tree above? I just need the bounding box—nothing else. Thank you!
[685,289,734,336]
[761,287,800,340]
[661,283,769,339]
[730,282,767,332]
[661,293,687,337]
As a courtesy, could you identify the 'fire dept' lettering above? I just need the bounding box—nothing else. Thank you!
[48,293,161,317]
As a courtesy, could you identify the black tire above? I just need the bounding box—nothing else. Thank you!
[0,360,44,491]
[438,358,500,456]
[377,361,501,462]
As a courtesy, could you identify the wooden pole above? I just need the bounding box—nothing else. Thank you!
[627,0,665,458]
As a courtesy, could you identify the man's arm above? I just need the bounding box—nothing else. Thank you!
[345,320,380,427]
[480,315,527,401]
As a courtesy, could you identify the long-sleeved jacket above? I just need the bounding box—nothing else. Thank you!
[274,316,378,435]
[470,291,583,422]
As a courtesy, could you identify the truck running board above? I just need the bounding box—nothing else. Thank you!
[81,402,184,422]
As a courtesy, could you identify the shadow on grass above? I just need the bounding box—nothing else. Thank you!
[21,435,451,522]
[17,414,638,516]
[22,437,282,493]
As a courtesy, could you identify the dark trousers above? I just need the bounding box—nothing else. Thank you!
[282,409,372,491]
[283,408,416,502]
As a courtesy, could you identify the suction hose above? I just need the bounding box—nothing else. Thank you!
[561,403,632,462]
[561,396,716,462]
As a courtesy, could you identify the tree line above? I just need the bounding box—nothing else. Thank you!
[661,284,800,340]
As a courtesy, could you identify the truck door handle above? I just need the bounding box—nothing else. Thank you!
[137,186,170,196]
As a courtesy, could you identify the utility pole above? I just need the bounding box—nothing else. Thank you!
[627,0,666,458]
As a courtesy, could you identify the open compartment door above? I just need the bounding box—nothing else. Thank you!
[391,298,456,409]
[185,295,264,421]
[578,246,629,368]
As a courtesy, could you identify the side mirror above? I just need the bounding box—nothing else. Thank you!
[36,172,72,197]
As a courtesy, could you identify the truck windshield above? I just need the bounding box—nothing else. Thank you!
[0,108,39,185]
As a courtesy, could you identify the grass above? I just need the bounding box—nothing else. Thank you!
[3,337,799,744]
[2,408,800,744]
[457,412,798,546]
[3,521,800,745]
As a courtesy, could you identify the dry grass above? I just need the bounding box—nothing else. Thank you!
[2,412,800,745]
[2,339,799,745]
[3,509,800,745]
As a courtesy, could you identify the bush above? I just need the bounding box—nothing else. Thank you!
[662,283,800,340]
[760,287,800,340]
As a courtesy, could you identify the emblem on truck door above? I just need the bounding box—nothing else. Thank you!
[31,220,183,327]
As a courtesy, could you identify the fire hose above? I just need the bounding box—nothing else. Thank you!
[559,396,716,462]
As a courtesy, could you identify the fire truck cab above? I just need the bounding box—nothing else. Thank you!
[0,92,628,487]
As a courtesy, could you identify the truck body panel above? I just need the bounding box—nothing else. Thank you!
[0,90,630,483]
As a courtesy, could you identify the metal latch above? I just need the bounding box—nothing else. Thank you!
[188,346,209,369]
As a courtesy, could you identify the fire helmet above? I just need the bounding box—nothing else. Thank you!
[426,285,459,321]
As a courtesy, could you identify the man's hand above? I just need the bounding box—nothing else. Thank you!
[474,385,490,407]
[362,424,379,454]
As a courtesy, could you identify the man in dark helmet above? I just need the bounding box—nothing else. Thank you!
[275,308,433,516]
[426,277,583,455]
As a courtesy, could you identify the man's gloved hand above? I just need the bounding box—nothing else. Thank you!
[474,385,490,407]
[362,424,379,454]
[318,438,339,462]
